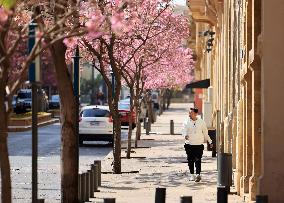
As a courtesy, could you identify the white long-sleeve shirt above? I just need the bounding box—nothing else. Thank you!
[182,117,212,145]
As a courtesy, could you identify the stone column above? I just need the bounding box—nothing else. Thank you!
[243,68,253,194]
[258,0,284,202]
[220,122,224,153]
[240,80,246,195]
[235,99,244,195]
[228,113,233,154]
[232,108,237,169]
[249,56,261,201]
[249,0,262,201]
[223,117,229,153]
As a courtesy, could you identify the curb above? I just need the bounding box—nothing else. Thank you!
[8,119,59,132]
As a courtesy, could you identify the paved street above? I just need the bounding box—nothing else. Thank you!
[7,123,129,202]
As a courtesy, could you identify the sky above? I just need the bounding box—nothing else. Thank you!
[173,0,186,5]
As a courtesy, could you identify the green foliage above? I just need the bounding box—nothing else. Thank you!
[0,0,17,9]
[80,74,103,95]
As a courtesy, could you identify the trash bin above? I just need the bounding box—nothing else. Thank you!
[218,153,232,192]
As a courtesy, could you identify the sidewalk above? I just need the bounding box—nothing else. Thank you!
[90,103,244,203]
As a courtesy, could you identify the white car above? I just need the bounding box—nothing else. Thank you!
[79,105,113,145]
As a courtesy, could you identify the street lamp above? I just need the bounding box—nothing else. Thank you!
[28,22,40,203]
[72,46,81,194]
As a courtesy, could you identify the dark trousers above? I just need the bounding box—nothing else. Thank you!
[184,144,204,174]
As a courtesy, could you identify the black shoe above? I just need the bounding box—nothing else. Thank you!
[195,174,201,182]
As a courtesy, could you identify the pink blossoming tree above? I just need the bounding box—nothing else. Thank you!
[0,1,84,202]
[75,0,183,173]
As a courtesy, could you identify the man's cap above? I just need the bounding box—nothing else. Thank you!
[190,107,198,113]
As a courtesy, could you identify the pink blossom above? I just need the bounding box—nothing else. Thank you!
[63,37,78,49]
[111,12,124,33]
[0,8,9,25]
[86,20,100,33]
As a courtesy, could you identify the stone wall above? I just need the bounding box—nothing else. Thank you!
[188,0,284,202]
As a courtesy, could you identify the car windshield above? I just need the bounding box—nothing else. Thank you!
[81,108,110,117]
[18,92,31,99]
[52,95,59,101]
[118,103,130,110]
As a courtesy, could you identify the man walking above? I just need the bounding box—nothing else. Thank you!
[182,107,213,182]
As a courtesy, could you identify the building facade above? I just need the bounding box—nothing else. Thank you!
[188,0,284,202]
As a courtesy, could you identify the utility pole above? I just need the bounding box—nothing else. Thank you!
[72,46,81,200]
[29,22,40,203]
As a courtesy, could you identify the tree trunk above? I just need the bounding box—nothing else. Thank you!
[166,89,173,109]
[147,95,154,124]
[126,89,134,159]
[112,107,121,173]
[0,102,11,203]
[107,78,122,174]
[134,90,141,148]
[135,94,145,140]
[160,89,166,113]
[50,41,78,203]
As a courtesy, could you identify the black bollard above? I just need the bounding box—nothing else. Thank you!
[180,196,192,203]
[91,164,100,192]
[79,173,84,202]
[88,169,94,198]
[104,198,116,203]
[37,199,45,203]
[78,173,81,202]
[256,195,268,203]
[217,186,228,203]
[81,173,88,202]
[155,188,166,203]
[170,120,174,135]
[86,171,91,199]
[94,160,101,186]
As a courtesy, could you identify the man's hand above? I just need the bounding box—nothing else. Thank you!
[209,143,213,148]
[185,135,189,140]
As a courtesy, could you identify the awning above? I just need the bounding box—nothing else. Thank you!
[186,79,210,89]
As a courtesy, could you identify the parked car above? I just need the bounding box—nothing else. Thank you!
[14,89,32,114]
[14,89,49,114]
[12,95,17,110]
[118,100,137,129]
[79,105,113,145]
[119,97,147,122]
[49,94,60,109]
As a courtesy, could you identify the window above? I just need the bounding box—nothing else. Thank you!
[81,108,110,117]
[18,92,31,99]
[118,103,130,110]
